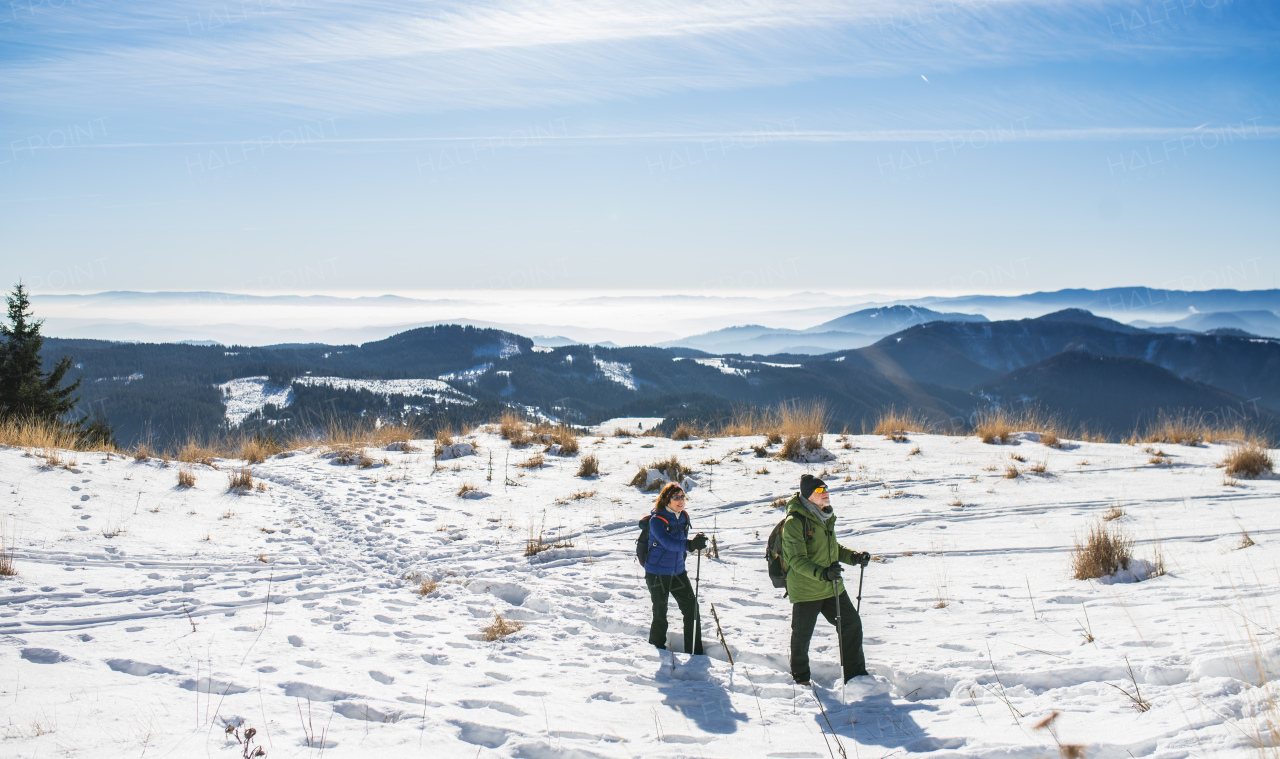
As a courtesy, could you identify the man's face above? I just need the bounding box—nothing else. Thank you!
[809,488,830,508]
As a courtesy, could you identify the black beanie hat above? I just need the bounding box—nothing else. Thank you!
[800,474,827,500]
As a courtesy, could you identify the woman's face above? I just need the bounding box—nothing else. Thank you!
[667,490,686,513]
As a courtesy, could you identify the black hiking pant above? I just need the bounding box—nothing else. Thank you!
[790,591,865,683]
[645,571,704,655]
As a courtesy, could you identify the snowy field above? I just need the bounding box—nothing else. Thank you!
[2,431,1278,758]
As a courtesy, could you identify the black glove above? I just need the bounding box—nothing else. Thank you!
[855,551,871,568]
[821,563,843,582]
[688,533,708,551]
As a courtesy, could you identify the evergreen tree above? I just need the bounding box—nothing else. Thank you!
[0,283,82,421]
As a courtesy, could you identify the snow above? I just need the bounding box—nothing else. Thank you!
[590,417,664,435]
[692,358,750,377]
[592,357,636,390]
[217,376,296,425]
[1,434,1278,758]
[436,363,493,386]
[293,377,474,406]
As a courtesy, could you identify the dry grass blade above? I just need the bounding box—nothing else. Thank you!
[481,611,523,641]
[1071,520,1133,580]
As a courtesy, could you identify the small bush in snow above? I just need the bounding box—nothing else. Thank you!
[1071,520,1133,580]
[177,467,196,488]
[630,456,692,491]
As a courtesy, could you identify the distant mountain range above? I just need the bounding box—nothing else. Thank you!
[30,287,1280,349]
[662,306,989,355]
[40,303,1278,446]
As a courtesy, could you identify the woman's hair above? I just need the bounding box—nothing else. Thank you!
[654,482,685,512]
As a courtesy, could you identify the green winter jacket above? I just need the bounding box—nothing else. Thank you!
[780,493,858,603]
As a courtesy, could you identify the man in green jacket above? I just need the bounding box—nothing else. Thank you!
[781,474,871,685]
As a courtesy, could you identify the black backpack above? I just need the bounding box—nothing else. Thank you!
[636,515,654,566]
[766,513,814,588]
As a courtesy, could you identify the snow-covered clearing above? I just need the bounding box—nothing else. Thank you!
[217,376,476,426]
[1,433,1277,758]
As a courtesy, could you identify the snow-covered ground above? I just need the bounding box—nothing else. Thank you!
[217,376,476,426]
[2,432,1278,758]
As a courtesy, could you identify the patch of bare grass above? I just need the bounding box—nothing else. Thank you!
[1070,520,1133,580]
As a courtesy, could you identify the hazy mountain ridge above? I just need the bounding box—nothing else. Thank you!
[37,302,1279,446]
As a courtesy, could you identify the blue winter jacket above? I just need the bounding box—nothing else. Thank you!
[643,508,691,576]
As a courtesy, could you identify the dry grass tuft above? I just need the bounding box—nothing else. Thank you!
[499,411,532,447]
[611,426,636,438]
[544,425,579,455]
[227,467,254,492]
[177,467,196,488]
[516,452,545,469]
[576,454,599,478]
[324,417,420,449]
[671,423,699,441]
[770,497,788,509]
[628,455,693,491]
[481,611,523,641]
[874,407,924,442]
[1102,505,1125,521]
[456,482,481,497]
[173,437,225,466]
[1071,520,1133,580]
[1028,460,1048,474]
[236,436,283,464]
[776,401,827,460]
[0,524,16,577]
[416,576,438,596]
[0,415,109,452]
[556,489,596,504]
[1236,528,1255,550]
[974,408,1016,444]
[1004,462,1020,479]
[908,445,921,456]
[1221,443,1273,479]
[1040,431,1062,448]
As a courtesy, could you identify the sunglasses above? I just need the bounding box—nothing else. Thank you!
[811,486,827,494]
[670,493,686,501]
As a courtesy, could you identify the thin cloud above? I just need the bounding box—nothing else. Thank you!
[2,0,1269,117]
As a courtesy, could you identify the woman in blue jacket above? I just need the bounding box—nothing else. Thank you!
[644,483,708,654]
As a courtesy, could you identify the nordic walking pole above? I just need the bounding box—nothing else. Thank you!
[855,562,865,614]
[834,574,845,705]
[692,546,703,656]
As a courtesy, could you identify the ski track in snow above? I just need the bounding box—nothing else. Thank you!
[1,433,1278,757]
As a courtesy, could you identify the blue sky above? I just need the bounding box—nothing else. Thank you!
[2,0,1277,296]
